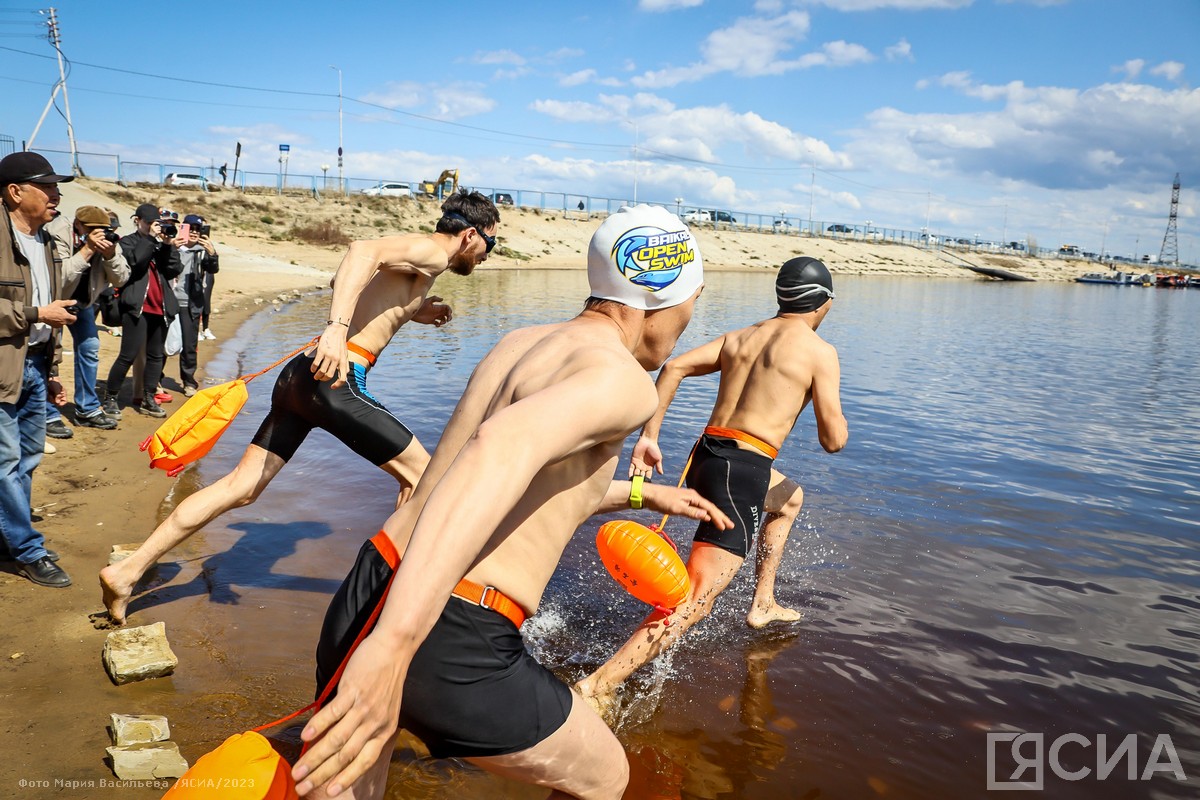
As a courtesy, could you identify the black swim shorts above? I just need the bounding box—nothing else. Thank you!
[685,433,774,559]
[315,538,573,759]
[250,353,414,466]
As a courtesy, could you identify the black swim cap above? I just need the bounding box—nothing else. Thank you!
[776,257,835,314]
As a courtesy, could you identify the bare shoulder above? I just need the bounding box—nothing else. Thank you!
[359,234,448,274]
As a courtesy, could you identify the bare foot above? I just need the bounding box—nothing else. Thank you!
[99,564,134,626]
[746,603,802,630]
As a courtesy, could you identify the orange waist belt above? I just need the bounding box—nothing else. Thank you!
[369,531,527,629]
[346,341,377,367]
[703,426,779,460]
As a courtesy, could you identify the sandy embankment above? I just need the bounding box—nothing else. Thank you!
[0,179,1077,796]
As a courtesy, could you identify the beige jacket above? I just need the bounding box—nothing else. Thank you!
[0,209,63,404]
[46,214,130,306]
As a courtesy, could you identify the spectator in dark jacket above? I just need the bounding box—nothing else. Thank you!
[101,203,181,419]
[172,214,218,395]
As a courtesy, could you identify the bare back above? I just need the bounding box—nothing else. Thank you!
[383,316,658,615]
[708,317,840,451]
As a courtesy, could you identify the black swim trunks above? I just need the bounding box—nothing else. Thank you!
[315,538,573,759]
[685,433,774,559]
[250,353,413,466]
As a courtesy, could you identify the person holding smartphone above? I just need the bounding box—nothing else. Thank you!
[100,203,182,419]
[172,214,218,396]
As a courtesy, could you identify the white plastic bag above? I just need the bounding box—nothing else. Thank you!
[165,316,183,356]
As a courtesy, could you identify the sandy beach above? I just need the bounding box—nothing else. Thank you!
[1,179,1090,796]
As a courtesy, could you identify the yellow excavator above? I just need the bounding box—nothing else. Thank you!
[418,169,459,199]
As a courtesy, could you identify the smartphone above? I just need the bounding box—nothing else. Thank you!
[178,223,191,240]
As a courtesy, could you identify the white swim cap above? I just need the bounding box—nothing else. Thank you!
[587,204,704,310]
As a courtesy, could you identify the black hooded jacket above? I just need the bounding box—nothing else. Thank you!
[116,230,182,319]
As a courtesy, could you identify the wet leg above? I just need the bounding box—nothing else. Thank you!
[100,444,286,624]
[747,470,804,629]
[577,543,743,707]
[467,692,629,799]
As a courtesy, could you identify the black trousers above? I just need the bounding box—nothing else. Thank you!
[178,310,200,389]
[107,311,167,399]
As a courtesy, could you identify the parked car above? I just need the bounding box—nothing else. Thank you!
[682,209,709,223]
[827,223,852,233]
[773,219,793,231]
[164,172,207,189]
[363,182,413,197]
[712,210,736,224]
[491,192,514,206]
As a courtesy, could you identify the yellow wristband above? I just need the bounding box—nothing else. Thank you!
[629,475,644,510]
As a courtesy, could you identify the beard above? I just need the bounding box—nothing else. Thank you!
[448,254,476,276]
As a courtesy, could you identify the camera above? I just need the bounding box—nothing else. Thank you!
[103,228,120,244]
[198,223,211,238]
[160,223,178,239]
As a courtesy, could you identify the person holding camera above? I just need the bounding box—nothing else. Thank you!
[0,152,77,587]
[100,203,182,419]
[42,205,130,436]
[173,214,218,396]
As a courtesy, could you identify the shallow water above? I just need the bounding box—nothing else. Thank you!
[150,271,1199,799]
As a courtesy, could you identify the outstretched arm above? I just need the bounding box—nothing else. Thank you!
[293,363,655,796]
[630,334,725,477]
[312,236,445,387]
[595,479,733,529]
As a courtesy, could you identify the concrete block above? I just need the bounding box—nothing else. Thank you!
[106,741,189,780]
[110,713,171,746]
[103,622,179,685]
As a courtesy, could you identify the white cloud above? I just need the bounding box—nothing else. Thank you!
[885,38,913,62]
[803,0,971,9]
[849,74,1200,193]
[560,69,597,87]
[639,0,704,9]
[471,49,526,66]
[1114,59,1145,80]
[545,47,584,61]
[1150,61,1185,82]
[360,82,495,121]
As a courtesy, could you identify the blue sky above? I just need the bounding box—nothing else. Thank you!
[1,0,1196,262]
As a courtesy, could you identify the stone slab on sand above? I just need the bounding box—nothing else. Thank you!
[110,714,171,746]
[103,622,179,685]
[106,741,189,780]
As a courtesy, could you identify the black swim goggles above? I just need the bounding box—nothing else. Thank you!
[444,212,496,253]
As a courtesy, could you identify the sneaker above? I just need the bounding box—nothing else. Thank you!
[203,329,217,340]
[183,385,198,397]
[137,395,167,418]
[19,556,72,588]
[101,397,122,419]
[43,440,56,455]
[76,411,118,430]
[45,419,74,439]
[154,391,173,404]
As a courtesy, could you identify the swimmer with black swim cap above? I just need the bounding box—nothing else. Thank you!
[776,256,835,314]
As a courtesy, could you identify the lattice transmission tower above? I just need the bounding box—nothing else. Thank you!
[1158,172,1180,267]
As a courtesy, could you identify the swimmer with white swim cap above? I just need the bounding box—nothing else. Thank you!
[296,204,729,799]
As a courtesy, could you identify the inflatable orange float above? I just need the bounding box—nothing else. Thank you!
[596,520,690,611]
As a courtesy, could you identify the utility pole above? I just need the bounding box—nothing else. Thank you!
[28,7,80,175]
[632,120,639,205]
[808,158,815,233]
[330,65,344,194]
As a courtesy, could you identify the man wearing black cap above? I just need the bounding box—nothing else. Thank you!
[172,214,218,396]
[0,152,79,587]
[577,255,849,710]
[101,202,182,418]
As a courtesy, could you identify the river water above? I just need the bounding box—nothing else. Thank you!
[149,270,1199,799]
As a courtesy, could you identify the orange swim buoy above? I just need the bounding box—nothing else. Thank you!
[596,520,690,611]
